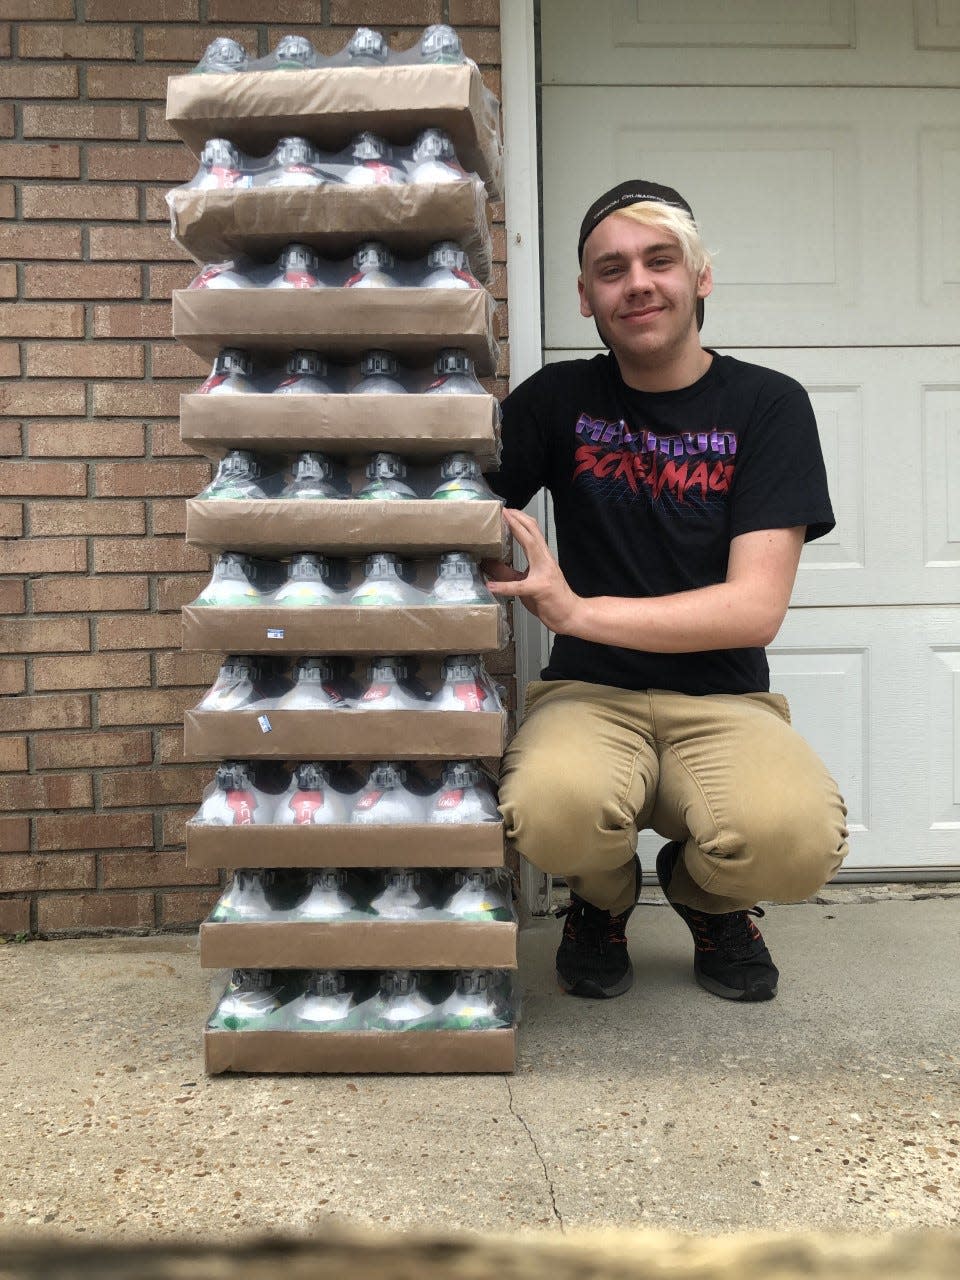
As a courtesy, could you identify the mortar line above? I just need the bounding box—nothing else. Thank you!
[504,1075,563,1230]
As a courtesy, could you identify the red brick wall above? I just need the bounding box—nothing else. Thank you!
[0,0,507,938]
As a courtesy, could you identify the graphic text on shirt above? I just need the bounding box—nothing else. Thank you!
[573,413,738,505]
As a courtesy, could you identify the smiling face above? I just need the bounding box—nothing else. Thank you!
[578,212,713,388]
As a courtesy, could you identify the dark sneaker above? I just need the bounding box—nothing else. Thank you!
[554,857,641,999]
[656,841,778,1001]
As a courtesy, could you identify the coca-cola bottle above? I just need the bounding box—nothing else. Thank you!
[273,350,333,394]
[427,552,494,604]
[354,350,405,395]
[341,132,405,186]
[421,242,480,290]
[192,552,264,606]
[350,762,425,824]
[356,452,416,500]
[264,136,324,187]
[197,761,274,824]
[271,553,339,606]
[424,348,485,395]
[343,242,398,288]
[274,659,350,711]
[430,453,496,501]
[267,243,325,289]
[198,348,255,395]
[280,452,341,500]
[194,138,250,190]
[193,37,249,74]
[357,656,429,710]
[275,762,350,824]
[428,760,501,824]
[350,553,425,606]
[408,129,466,184]
[196,449,269,500]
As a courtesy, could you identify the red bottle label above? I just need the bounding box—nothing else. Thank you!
[226,790,257,824]
[198,372,229,394]
[355,789,383,810]
[360,683,389,703]
[435,789,464,810]
[290,791,323,824]
[454,680,487,711]
[283,270,317,289]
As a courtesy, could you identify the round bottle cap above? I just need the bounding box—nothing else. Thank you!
[440,452,479,481]
[293,451,332,481]
[369,761,405,788]
[202,38,248,71]
[435,348,471,375]
[287,349,326,376]
[354,242,394,271]
[366,452,405,481]
[274,34,317,65]
[348,26,388,61]
[215,348,253,376]
[281,244,319,271]
[428,241,466,270]
[201,138,242,168]
[413,128,454,163]
[360,350,398,377]
[274,136,318,167]
[288,553,329,581]
[420,24,463,62]
[295,760,332,787]
[352,131,388,162]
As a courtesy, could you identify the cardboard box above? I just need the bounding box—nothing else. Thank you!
[168,181,493,282]
[179,392,501,467]
[185,821,506,870]
[184,497,507,559]
[172,286,499,373]
[181,601,508,655]
[165,62,503,198]
[183,707,508,761]
[199,918,517,970]
[204,1026,516,1074]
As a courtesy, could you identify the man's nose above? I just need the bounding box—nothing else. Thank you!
[622,261,652,294]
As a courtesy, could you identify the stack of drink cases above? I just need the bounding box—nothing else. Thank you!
[166,26,518,1073]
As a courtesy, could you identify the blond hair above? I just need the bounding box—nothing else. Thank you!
[616,200,712,277]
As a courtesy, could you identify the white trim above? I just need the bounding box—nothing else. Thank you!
[500,0,549,691]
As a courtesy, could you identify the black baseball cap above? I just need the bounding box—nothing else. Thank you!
[578,180,705,329]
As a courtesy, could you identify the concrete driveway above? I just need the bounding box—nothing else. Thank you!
[1,894,957,1238]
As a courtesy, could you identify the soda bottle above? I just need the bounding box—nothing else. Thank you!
[428,760,501,824]
[265,34,321,70]
[421,242,480,290]
[273,350,333,395]
[427,552,494,604]
[441,868,513,922]
[361,970,437,1029]
[197,761,274,825]
[418,24,464,65]
[429,453,495,501]
[271,553,339,606]
[343,242,398,289]
[408,129,466,184]
[436,969,513,1030]
[187,260,253,290]
[208,969,287,1031]
[355,452,416,500]
[280,452,341,500]
[369,868,436,919]
[196,449,269,500]
[341,132,405,186]
[345,26,389,66]
[275,762,350,824]
[191,552,264,606]
[194,138,251,190]
[354,350,405,395]
[274,659,349,711]
[264,136,324,188]
[424,348,485,395]
[429,656,498,712]
[357,656,429,711]
[198,348,255,395]
[192,36,249,74]
[267,243,325,289]
[210,868,281,921]
[350,762,425,824]
[197,655,263,711]
[350,553,425,606]
[286,970,358,1029]
[287,869,359,921]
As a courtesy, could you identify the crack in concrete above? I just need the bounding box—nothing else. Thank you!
[505,1076,564,1230]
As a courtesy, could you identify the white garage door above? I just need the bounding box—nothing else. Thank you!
[539,0,960,874]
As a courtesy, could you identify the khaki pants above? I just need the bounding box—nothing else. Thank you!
[498,680,849,915]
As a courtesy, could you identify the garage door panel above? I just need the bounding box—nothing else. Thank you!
[543,0,959,85]
[542,87,957,348]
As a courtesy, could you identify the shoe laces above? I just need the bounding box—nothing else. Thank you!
[555,895,630,947]
[683,904,766,960]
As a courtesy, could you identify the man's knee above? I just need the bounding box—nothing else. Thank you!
[737,794,849,901]
[499,764,637,879]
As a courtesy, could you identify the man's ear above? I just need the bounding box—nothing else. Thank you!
[697,264,713,301]
[578,274,594,318]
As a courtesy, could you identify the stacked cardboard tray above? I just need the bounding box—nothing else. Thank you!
[167,35,516,1075]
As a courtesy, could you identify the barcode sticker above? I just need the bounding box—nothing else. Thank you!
[257,715,272,734]
[266,627,285,639]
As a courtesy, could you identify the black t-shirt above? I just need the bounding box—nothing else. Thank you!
[488,351,835,696]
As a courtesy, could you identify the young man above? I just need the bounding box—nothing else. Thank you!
[485,180,848,1003]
